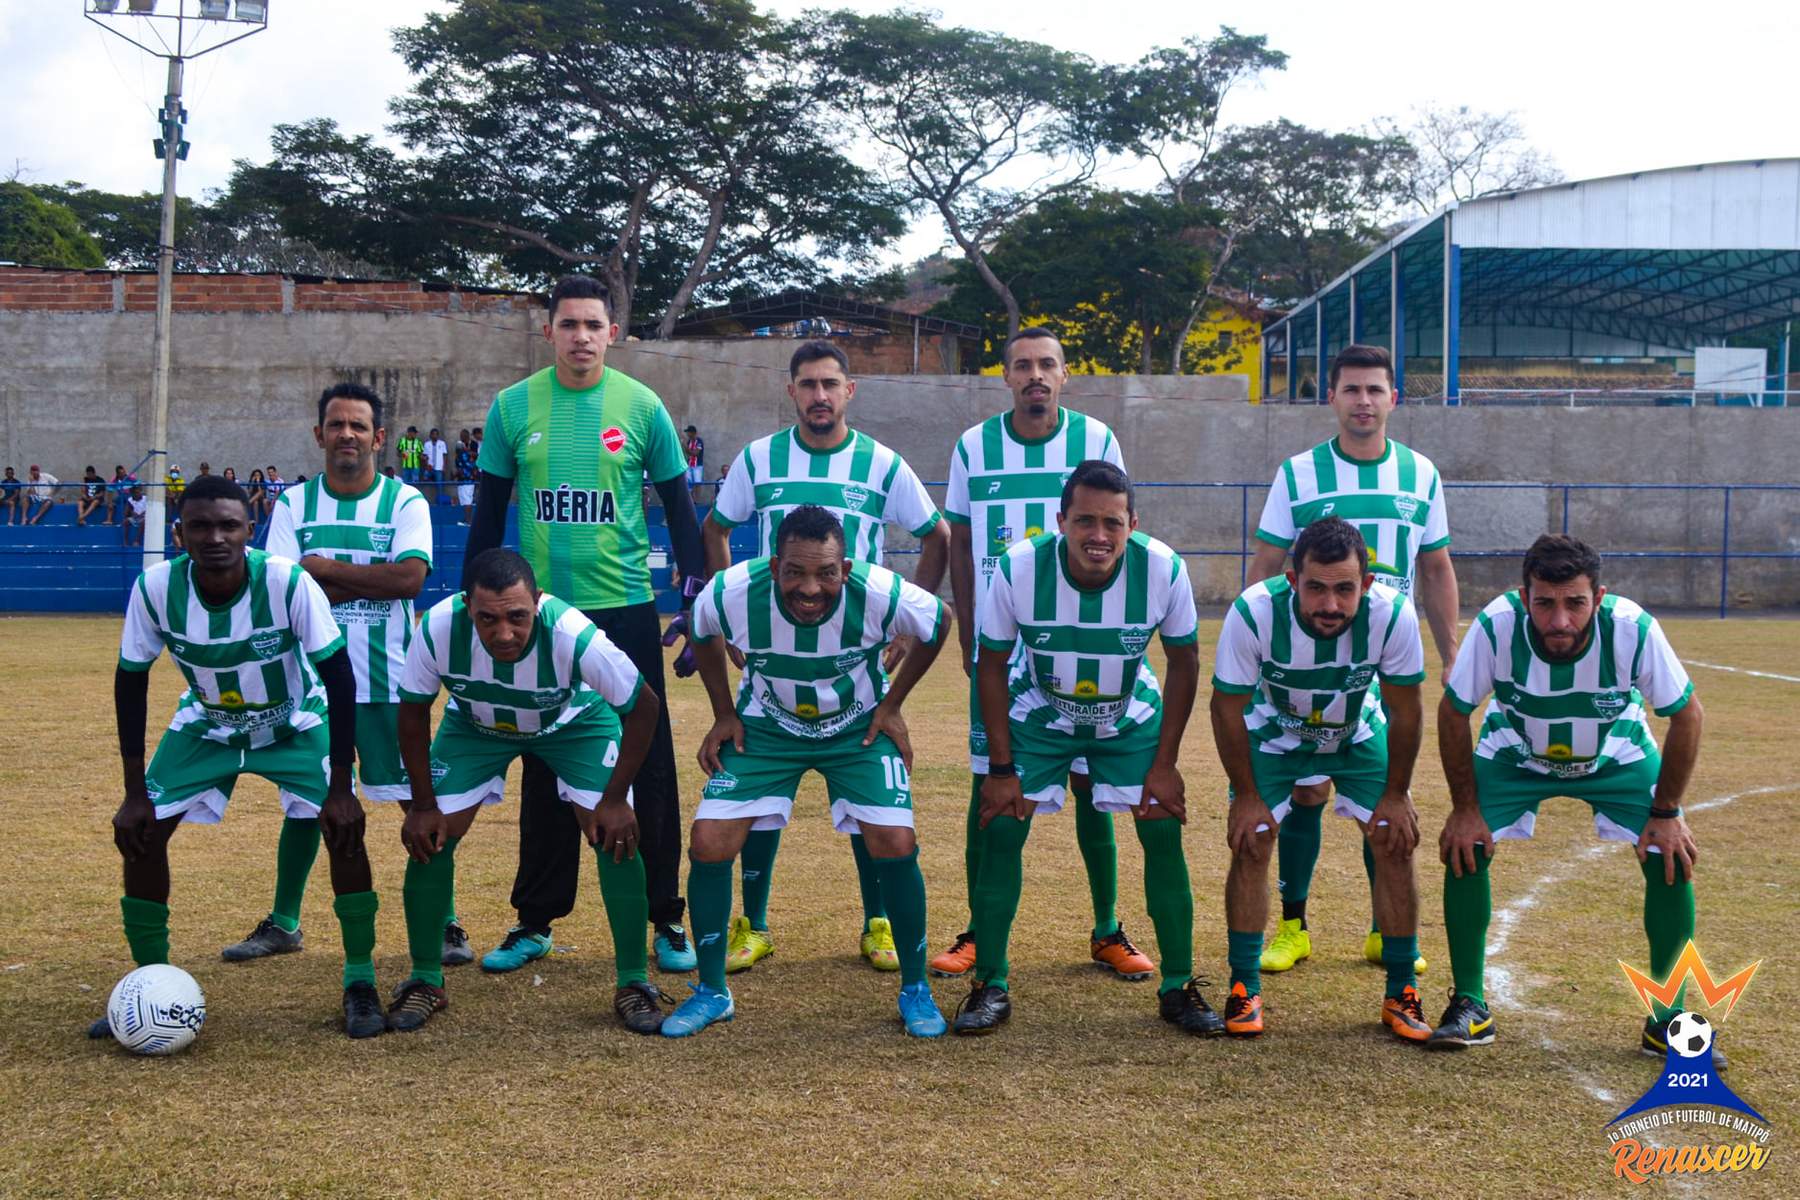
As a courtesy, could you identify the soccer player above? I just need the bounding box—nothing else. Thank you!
[386,548,665,1032]
[220,383,467,964]
[1430,534,1712,1063]
[954,461,1222,1036]
[396,427,423,486]
[1247,343,1458,977]
[931,328,1151,985]
[665,505,949,1038]
[465,274,707,976]
[701,339,950,975]
[1211,517,1429,1040]
[93,472,387,1040]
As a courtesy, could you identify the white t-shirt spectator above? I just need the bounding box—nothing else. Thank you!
[424,438,448,472]
[126,495,148,524]
[28,473,58,502]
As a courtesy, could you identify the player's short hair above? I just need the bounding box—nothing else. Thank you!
[466,547,538,597]
[1328,343,1395,392]
[1523,534,1602,592]
[774,504,846,557]
[179,471,249,513]
[1292,516,1368,574]
[1060,459,1134,516]
[548,274,612,321]
[318,381,384,430]
[1002,325,1064,366]
[789,339,849,379]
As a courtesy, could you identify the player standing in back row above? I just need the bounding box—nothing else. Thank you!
[1247,344,1459,977]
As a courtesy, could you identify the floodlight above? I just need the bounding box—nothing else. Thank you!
[91,1,122,13]
[126,0,156,13]
[235,0,267,21]
[198,0,230,18]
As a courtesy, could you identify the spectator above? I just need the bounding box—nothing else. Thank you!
[265,465,286,503]
[424,426,449,503]
[77,465,106,526]
[122,484,147,546]
[0,467,23,525]
[196,461,213,479]
[26,465,61,525]
[382,465,399,479]
[245,468,267,520]
[163,464,186,527]
[454,431,479,524]
[470,425,483,464]
[397,425,423,484]
[106,465,135,525]
[222,467,237,484]
[683,424,705,490]
[294,473,308,485]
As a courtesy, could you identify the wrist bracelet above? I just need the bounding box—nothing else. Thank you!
[1649,805,1681,820]
[986,761,1017,778]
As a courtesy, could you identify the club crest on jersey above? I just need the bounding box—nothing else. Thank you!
[1118,627,1152,656]
[835,651,865,673]
[602,426,627,454]
[250,632,283,660]
[369,527,393,555]
[841,485,869,512]
[1593,690,1629,718]
[1394,495,1420,521]
[1345,666,1376,689]
[533,690,565,708]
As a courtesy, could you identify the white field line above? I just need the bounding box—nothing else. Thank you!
[1684,659,1800,685]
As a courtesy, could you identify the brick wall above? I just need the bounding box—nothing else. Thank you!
[0,265,538,315]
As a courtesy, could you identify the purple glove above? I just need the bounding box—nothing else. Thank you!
[662,611,698,678]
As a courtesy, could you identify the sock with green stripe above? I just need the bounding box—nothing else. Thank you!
[972,814,1032,991]
[1227,929,1263,996]
[688,857,734,992]
[121,896,170,966]
[1275,800,1322,925]
[1135,817,1194,993]
[1073,778,1119,939]
[332,890,379,989]
[594,845,651,987]
[1382,934,1420,999]
[1363,838,1380,934]
[850,833,887,931]
[739,828,779,932]
[871,847,929,987]
[1442,853,1492,1005]
[402,836,458,989]
[1641,855,1697,1024]
[961,775,984,930]
[270,816,320,934]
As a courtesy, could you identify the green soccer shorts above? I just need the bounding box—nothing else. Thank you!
[355,702,410,802]
[143,724,331,824]
[428,706,624,815]
[969,669,1088,778]
[1227,730,1393,836]
[1475,753,1663,846]
[697,722,913,834]
[1011,715,1160,815]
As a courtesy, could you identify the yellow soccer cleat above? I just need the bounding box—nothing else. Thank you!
[1364,929,1427,975]
[724,915,774,974]
[1260,918,1312,972]
[861,917,901,972]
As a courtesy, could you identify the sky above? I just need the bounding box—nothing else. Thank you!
[5,0,1798,266]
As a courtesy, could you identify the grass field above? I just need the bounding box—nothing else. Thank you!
[1,613,1793,1198]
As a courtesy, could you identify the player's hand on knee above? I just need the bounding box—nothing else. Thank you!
[112,793,156,861]
[1439,809,1493,877]
[698,715,745,776]
[1369,790,1420,857]
[584,798,640,863]
[319,788,366,857]
[1139,764,1186,823]
[400,806,446,864]
[978,774,1028,828]
[1225,795,1275,857]
[1638,816,1697,884]
[864,702,913,771]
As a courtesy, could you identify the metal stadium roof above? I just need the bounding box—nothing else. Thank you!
[1262,159,1800,401]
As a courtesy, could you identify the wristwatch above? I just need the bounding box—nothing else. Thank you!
[986,761,1017,778]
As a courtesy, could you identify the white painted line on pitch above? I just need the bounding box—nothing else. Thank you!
[1684,659,1800,684]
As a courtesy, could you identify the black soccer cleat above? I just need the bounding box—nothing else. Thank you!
[614,981,670,1035]
[1159,978,1226,1036]
[441,921,474,968]
[343,980,387,1039]
[1643,1014,1728,1072]
[386,978,448,1032]
[221,917,304,962]
[1426,992,1496,1050]
[952,982,1012,1036]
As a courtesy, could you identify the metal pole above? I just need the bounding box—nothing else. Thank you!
[911,316,920,375]
[1314,302,1324,402]
[1780,319,1792,409]
[143,54,184,564]
[1442,213,1460,405]
[1348,275,1359,345]
[1719,486,1732,619]
[1391,250,1406,401]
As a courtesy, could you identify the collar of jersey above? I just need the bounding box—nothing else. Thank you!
[549,364,609,395]
[791,425,854,457]
[190,553,255,613]
[1057,535,1123,594]
[318,472,382,504]
[1330,434,1392,467]
[1004,408,1067,447]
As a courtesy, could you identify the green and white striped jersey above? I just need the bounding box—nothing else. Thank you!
[265,474,433,704]
[977,531,1197,739]
[1256,437,1450,596]
[945,408,1123,619]
[400,592,644,739]
[1212,577,1425,756]
[1446,591,1693,778]
[711,426,941,564]
[691,557,946,741]
[119,550,345,749]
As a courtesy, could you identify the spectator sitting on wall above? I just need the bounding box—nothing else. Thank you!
[122,484,147,547]
[245,468,267,520]
[1,467,24,525]
[107,465,135,525]
[77,465,106,526]
[397,426,423,484]
[424,426,449,504]
[27,465,61,525]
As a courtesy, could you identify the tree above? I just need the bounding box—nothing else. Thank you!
[0,182,105,268]
[1371,104,1562,214]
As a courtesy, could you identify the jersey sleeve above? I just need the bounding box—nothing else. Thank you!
[690,573,728,644]
[1443,610,1499,713]
[1102,427,1125,470]
[976,554,1019,651]
[642,398,688,485]
[943,438,971,524]
[1633,616,1694,717]
[288,566,346,663]
[892,577,947,645]
[118,576,165,671]
[476,397,516,480]
[397,612,443,703]
[572,622,646,712]
[1378,596,1427,685]
[886,455,942,537]
[1421,470,1451,552]
[709,447,756,528]
[1211,597,1263,694]
[1158,555,1200,647]
[1254,464,1298,548]
[264,493,300,560]
[391,491,435,566]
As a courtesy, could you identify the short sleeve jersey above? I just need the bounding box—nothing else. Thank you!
[400,592,644,739]
[945,408,1123,621]
[1256,438,1450,596]
[479,365,688,609]
[1212,578,1425,756]
[119,549,346,749]
[265,474,434,704]
[977,531,1196,740]
[711,427,942,565]
[692,557,945,741]
[397,436,423,469]
[1445,591,1694,779]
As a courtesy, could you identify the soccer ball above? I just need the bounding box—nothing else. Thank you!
[107,964,206,1055]
[1665,1011,1713,1059]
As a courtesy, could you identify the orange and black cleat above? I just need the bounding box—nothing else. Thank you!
[1223,982,1264,1037]
[1381,985,1432,1044]
[928,931,977,978]
[1091,926,1155,981]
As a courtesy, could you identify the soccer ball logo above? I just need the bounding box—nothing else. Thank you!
[1666,1011,1713,1059]
[107,964,206,1055]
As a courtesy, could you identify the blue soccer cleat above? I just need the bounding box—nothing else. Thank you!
[655,923,698,973]
[661,982,735,1038]
[898,981,947,1038]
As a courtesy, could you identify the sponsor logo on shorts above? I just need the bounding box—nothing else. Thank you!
[705,770,739,793]
[970,727,988,753]
[251,631,284,659]
[602,426,627,454]
[369,527,393,555]
[533,485,617,525]
[841,485,869,512]
[429,758,451,784]
[1118,627,1152,656]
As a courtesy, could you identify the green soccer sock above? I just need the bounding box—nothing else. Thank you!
[594,845,651,987]
[1227,929,1263,997]
[402,836,458,989]
[1073,779,1119,939]
[333,890,379,989]
[1442,854,1492,1005]
[1363,838,1380,933]
[961,775,984,927]
[1382,934,1420,999]
[688,857,734,992]
[971,814,1032,991]
[121,895,170,967]
[1135,817,1194,994]
[871,847,929,987]
[850,833,887,930]
[1275,801,1322,923]
[739,828,780,932]
[1641,855,1697,1023]
[270,816,320,934]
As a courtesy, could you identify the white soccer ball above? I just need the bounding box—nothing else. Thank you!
[107,964,206,1055]
[1666,1011,1713,1059]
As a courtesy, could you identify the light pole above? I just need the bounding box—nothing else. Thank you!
[84,0,269,564]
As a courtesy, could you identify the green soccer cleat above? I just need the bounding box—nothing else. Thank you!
[1426,992,1495,1050]
[1261,919,1312,972]
[481,926,552,974]
[1364,929,1427,975]
[724,916,774,974]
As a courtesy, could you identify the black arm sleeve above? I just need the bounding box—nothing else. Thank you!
[460,473,515,590]
[115,666,149,760]
[654,474,706,584]
[315,647,357,776]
